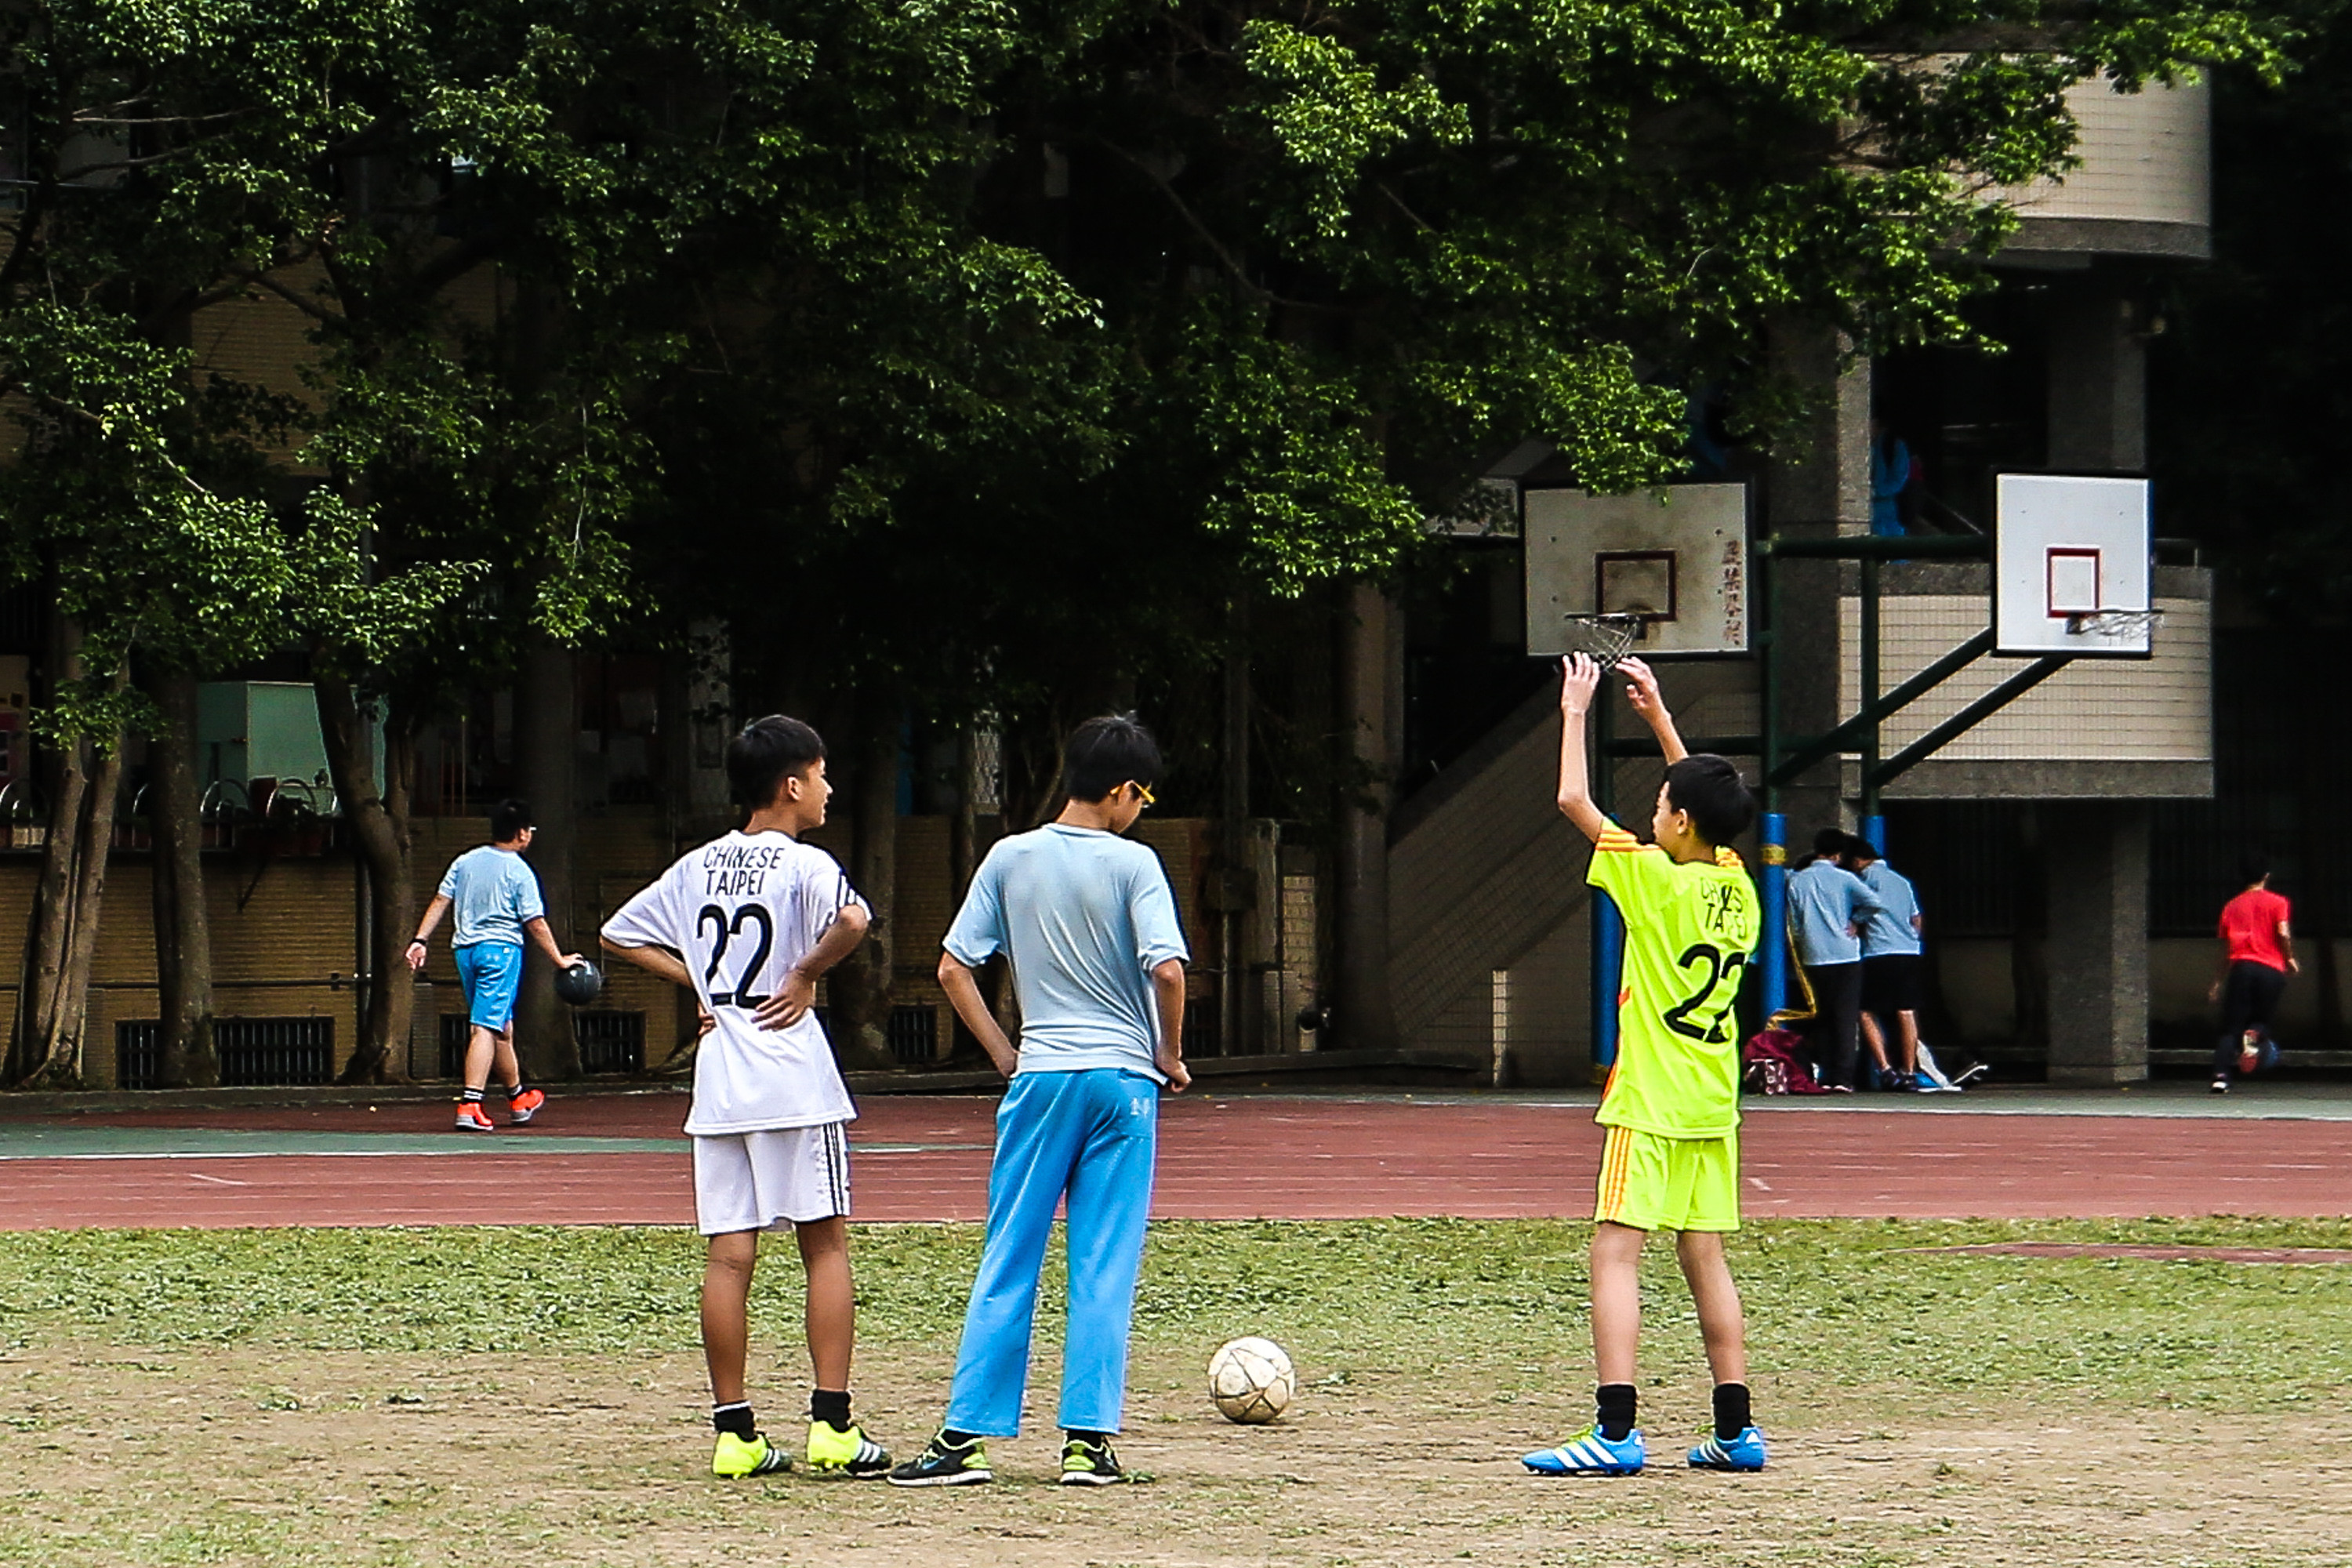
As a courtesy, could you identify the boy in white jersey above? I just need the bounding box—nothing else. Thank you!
[601,715,893,1480]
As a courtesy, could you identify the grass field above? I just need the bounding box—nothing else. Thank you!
[4,1217,2350,1566]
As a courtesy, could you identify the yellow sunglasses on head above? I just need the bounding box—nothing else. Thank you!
[1128,782,1156,809]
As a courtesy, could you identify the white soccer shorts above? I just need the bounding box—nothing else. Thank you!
[691,1123,851,1236]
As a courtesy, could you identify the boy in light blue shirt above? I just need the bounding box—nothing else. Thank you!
[1846,837,1929,1090]
[891,715,1189,1489]
[1785,829,1881,1091]
[407,797,582,1130]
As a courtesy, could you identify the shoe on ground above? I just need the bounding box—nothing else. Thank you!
[1688,1425,1768,1472]
[804,1420,891,1478]
[2211,1076,2230,1095]
[1060,1433,1128,1486]
[711,1431,792,1477]
[887,1431,992,1486]
[1523,1425,1644,1476]
[455,1102,495,1132]
[508,1087,546,1124]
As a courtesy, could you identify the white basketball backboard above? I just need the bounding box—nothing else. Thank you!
[1994,474,2154,658]
[1523,485,1749,657]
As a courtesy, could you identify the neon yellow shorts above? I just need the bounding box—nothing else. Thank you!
[1595,1125,1741,1232]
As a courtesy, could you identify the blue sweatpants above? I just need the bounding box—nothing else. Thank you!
[944,1068,1159,1437]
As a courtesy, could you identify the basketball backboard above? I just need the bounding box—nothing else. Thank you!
[1994,474,2154,658]
[1523,484,1749,657]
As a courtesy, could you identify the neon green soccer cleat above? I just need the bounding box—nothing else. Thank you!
[804,1420,891,1478]
[711,1431,792,1477]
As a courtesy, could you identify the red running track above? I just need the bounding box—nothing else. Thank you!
[2,1094,2349,1229]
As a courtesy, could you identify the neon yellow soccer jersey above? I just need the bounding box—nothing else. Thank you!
[1588,822,1762,1139]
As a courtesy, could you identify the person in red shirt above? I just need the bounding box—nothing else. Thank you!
[2209,858,2297,1094]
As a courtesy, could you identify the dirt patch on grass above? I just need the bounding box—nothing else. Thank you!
[5,1341,2349,1567]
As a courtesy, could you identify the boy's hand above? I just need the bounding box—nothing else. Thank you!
[1559,654,1603,716]
[755,968,818,1031]
[1619,657,1668,724]
[1156,1049,1192,1093]
[405,940,427,972]
[696,1004,717,1038]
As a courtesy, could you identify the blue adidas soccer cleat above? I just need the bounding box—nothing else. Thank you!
[1523,1425,1644,1475]
[1687,1425,1768,1472]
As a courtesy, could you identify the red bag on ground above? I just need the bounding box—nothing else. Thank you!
[1743,1029,1827,1096]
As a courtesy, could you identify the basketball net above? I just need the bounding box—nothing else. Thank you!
[2063,608,2162,639]
[1559,613,1646,669]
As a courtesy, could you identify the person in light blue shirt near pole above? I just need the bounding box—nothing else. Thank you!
[1785,828,1882,1092]
[891,714,1189,1490]
[1846,837,1929,1090]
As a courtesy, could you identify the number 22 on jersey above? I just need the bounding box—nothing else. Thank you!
[698,903,775,1009]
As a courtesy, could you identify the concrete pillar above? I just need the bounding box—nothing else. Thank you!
[2043,802,2151,1083]
[1766,321,1871,837]
[2046,291,2147,472]
[2039,286,2153,1081]
[1334,582,1397,1053]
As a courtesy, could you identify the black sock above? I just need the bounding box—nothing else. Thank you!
[461,1087,485,1105]
[506,1081,528,1101]
[941,1428,978,1447]
[712,1401,756,1439]
[1713,1382,1751,1441]
[1595,1383,1637,1442]
[1065,1428,1110,1444]
[811,1388,852,1432]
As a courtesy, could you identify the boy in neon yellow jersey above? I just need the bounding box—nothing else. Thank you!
[1524,655,1766,1477]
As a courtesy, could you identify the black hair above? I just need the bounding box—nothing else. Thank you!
[728,714,827,809]
[1813,826,1849,858]
[2241,852,2271,887]
[1061,713,1163,804]
[1846,834,1880,863]
[489,798,532,842]
[1665,755,1755,849]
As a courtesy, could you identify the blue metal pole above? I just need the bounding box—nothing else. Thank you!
[1759,811,1788,1018]
[1595,893,1624,1070]
[1863,814,1886,855]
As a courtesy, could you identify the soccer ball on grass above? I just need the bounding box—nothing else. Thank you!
[1207,1336,1294,1425]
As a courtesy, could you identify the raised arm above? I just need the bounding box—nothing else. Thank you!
[1554,655,1609,843]
[1617,658,1688,765]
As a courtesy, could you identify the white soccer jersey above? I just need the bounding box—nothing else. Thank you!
[601,830,866,1135]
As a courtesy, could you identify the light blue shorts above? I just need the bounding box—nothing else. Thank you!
[454,942,524,1032]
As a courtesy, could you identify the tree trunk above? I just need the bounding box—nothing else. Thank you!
[146,666,217,1087]
[828,697,902,1070]
[317,670,416,1084]
[8,615,126,1089]
[514,642,582,1081]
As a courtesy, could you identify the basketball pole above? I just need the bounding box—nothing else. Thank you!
[1860,553,1886,856]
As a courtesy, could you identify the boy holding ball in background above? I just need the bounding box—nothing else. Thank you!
[1524,655,1768,1477]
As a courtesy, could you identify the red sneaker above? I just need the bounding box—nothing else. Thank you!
[455,1102,496,1132]
[2238,1030,2263,1074]
[508,1087,546,1125]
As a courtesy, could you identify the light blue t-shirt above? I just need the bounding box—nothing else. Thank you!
[1859,862,1922,958]
[943,823,1190,1081]
[1787,858,1880,967]
[437,844,546,948]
